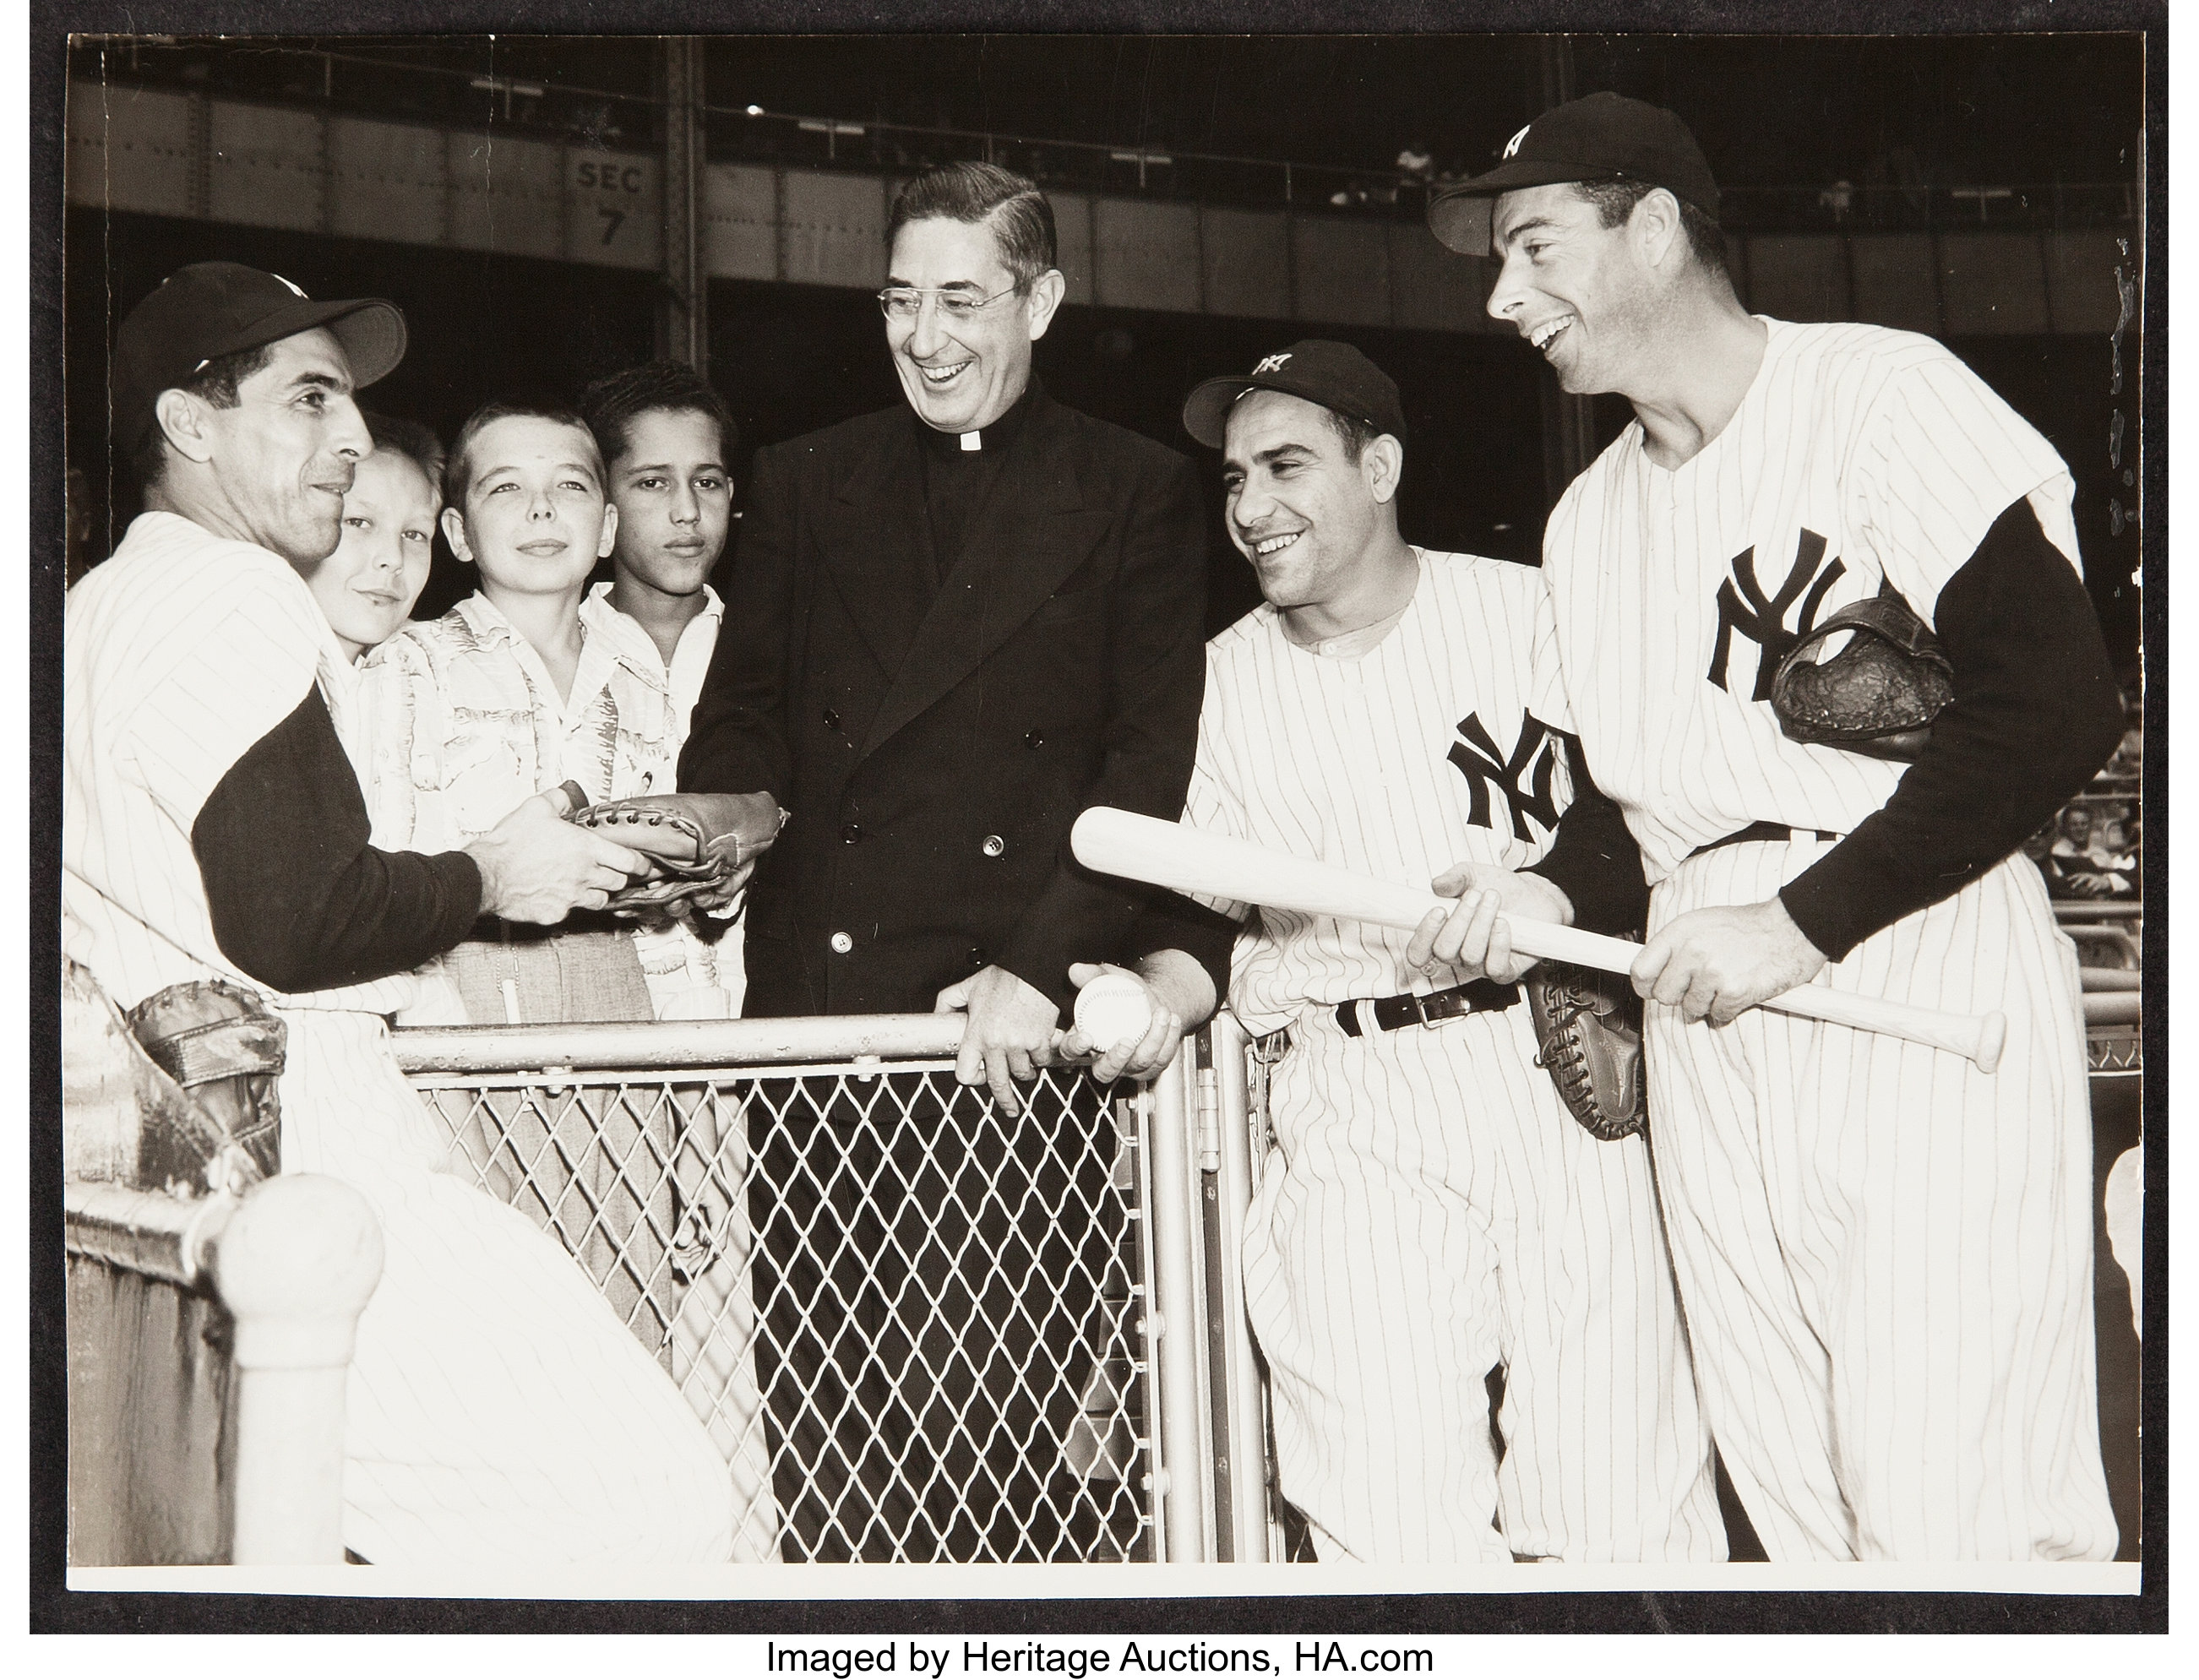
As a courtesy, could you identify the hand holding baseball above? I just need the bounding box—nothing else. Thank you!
[1059,963,1185,1085]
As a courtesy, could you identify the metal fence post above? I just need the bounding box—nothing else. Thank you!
[1204,1012,1271,1560]
[1144,1041,1213,1561]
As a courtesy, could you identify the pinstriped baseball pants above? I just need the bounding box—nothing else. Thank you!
[1242,1006,1724,1563]
[277,1009,734,1568]
[1644,840,2119,1561]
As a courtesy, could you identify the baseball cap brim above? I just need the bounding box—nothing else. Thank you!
[115,294,407,457]
[1182,376,1262,450]
[247,297,410,389]
[1428,159,1619,256]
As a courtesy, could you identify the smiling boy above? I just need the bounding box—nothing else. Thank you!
[361,400,677,1025]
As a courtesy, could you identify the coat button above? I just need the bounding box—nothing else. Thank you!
[841,824,862,843]
[1024,729,1045,748]
[967,945,987,967]
[981,834,1005,857]
[822,708,841,731]
[830,931,854,954]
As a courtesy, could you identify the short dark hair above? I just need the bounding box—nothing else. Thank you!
[576,362,738,472]
[444,399,603,509]
[362,411,446,503]
[887,162,1057,292]
[1322,409,1384,465]
[1573,178,1729,278]
[129,340,278,490]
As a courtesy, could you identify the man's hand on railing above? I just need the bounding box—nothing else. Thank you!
[935,964,1064,1117]
[1050,952,1217,1086]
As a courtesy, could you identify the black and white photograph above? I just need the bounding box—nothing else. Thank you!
[32,0,2164,1637]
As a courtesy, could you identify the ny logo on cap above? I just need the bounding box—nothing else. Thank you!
[1502,123,1532,160]
[269,273,309,298]
[1252,352,1293,375]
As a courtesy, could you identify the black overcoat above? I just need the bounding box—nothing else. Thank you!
[679,387,1210,1019]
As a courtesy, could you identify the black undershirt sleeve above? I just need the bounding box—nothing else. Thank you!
[1524,748,1652,938]
[191,686,483,994]
[1777,497,2125,962]
[1124,889,1239,1003]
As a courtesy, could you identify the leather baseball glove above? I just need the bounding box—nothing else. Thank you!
[1527,957,1647,1142]
[1772,583,1952,763]
[123,976,286,1193]
[569,788,789,916]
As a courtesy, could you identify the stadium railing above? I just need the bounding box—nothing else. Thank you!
[390,1014,1275,1563]
[63,1173,383,1564]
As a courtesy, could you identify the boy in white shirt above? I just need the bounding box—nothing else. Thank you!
[579,362,743,1019]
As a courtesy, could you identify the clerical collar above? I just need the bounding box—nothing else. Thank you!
[915,378,1038,458]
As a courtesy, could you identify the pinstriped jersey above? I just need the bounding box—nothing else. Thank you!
[1541,318,2081,882]
[63,511,416,1016]
[1185,548,1577,1034]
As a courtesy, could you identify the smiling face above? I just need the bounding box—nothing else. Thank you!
[442,415,616,598]
[186,327,371,565]
[299,449,438,661]
[604,407,731,601]
[1221,389,1390,612]
[1485,182,1657,396]
[884,215,1059,434]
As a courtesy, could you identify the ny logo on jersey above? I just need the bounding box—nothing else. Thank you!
[1706,528,1848,701]
[1252,352,1293,375]
[1447,712,1572,842]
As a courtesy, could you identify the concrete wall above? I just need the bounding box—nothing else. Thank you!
[66,79,2129,338]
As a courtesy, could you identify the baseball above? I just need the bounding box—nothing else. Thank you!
[1073,971,1156,1046]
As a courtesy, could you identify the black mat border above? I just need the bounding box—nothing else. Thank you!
[28,0,2169,1637]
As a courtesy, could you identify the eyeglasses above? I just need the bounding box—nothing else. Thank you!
[876,283,1021,322]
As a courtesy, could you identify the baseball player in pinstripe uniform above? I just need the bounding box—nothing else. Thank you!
[1160,341,1723,1563]
[1427,95,2124,1559]
[64,264,733,1566]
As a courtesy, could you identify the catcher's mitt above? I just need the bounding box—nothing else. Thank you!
[570,790,789,916]
[122,976,286,1193]
[1772,583,1952,763]
[1527,958,1647,1142]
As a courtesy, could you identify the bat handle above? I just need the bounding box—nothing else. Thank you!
[1502,919,2006,1074]
[1763,985,2008,1075]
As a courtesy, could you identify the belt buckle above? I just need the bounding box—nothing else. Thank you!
[1409,990,1434,1029]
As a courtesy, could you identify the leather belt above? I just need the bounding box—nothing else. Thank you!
[1335,976,1521,1038]
[1688,820,1842,860]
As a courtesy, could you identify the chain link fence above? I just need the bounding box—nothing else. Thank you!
[397,1018,1188,1563]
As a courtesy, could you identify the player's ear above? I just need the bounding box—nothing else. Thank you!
[153,389,215,465]
[1633,188,1684,269]
[439,504,474,564]
[1363,433,1406,506]
[596,499,619,559]
[1024,269,1066,343]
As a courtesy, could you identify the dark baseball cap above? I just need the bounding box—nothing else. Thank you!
[1427,92,1721,258]
[112,261,408,458]
[1181,340,1406,452]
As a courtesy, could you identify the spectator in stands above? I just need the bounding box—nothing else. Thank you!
[64,261,731,1566]
[1396,140,1436,212]
[2048,804,2131,899]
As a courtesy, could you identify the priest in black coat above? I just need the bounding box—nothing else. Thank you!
[678,162,1215,1561]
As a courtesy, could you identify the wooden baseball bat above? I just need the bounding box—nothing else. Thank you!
[1072,807,2007,1074]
